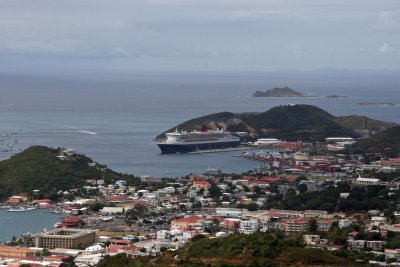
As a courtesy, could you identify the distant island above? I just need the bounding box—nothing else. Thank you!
[326,95,348,99]
[253,86,304,97]
[359,102,394,107]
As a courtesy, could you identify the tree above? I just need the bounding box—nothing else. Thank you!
[298,184,308,193]
[308,219,318,233]
[209,183,222,199]
[59,256,77,267]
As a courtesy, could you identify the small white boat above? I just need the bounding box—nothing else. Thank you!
[7,207,27,212]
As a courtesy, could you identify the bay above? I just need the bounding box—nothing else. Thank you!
[0,209,62,242]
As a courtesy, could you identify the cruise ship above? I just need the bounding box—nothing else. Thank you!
[157,128,240,154]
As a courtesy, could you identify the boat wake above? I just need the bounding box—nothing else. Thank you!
[78,130,97,135]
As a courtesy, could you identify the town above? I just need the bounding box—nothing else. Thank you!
[1,142,400,266]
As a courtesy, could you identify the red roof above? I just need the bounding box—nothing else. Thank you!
[193,181,210,186]
[259,177,283,182]
[33,199,51,203]
[318,220,334,224]
[107,244,136,253]
[249,181,270,185]
[173,215,204,224]
[110,239,130,245]
[105,195,126,202]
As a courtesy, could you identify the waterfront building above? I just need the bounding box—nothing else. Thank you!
[33,229,98,249]
[0,246,33,258]
[7,195,26,204]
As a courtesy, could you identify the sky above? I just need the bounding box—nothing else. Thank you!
[0,0,399,72]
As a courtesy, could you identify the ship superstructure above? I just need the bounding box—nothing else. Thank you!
[157,128,240,153]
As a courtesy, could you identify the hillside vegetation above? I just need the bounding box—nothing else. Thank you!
[0,146,138,199]
[347,126,400,156]
[334,115,397,132]
[95,232,353,266]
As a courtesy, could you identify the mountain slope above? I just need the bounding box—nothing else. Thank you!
[0,146,138,199]
[157,105,374,142]
[346,126,400,156]
[335,115,397,132]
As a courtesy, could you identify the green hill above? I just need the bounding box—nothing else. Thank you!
[95,232,352,266]
[346,126,400,156]
[0,146,138,199]
[335,115,397,132]
[157,104,397,142]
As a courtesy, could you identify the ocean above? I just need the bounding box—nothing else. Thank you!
[0,71,400,177]
[0,209,62,242]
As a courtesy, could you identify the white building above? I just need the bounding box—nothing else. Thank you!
[157,230,171,240]
[239,220,259,234]
[354,177,382,186]
[338,219,352,229]
[215,208,243,218]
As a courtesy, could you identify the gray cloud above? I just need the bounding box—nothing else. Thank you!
[0,0,399,72]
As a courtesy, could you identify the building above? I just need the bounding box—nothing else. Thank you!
[338,219,352,229]
[280,218,308,233]
[366,240,386,251]
[223,218,241,229]
[170,215,205,230]
[190,181,211,195]
[385,248,400,261]
[347,240,366,251]
[0,246,33,258]
[156,230,170,240]
[7,196,26,204]
[215,208,243,218]
[239,220,259,234]
[303,235,321,246]
[317,220,334,232]
[34,229,98,249]
[354,177,382,186]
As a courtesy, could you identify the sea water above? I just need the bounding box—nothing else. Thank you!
[0,209,62,242]
[0,71,399,177]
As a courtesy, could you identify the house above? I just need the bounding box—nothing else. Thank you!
[385,248,400,261]
[317,220,334,232]
[371,216,387,226]
[338,219,352,229]
[171,215,205,230]
[303,234,320,246]
[190,181,211,195]
[366,240,386,251]
[347,240,366,251]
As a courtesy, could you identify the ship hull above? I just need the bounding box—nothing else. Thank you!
[158,140,240,154]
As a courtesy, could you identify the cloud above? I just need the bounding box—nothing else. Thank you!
[375,11,400,30]
[378,43,395,53]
